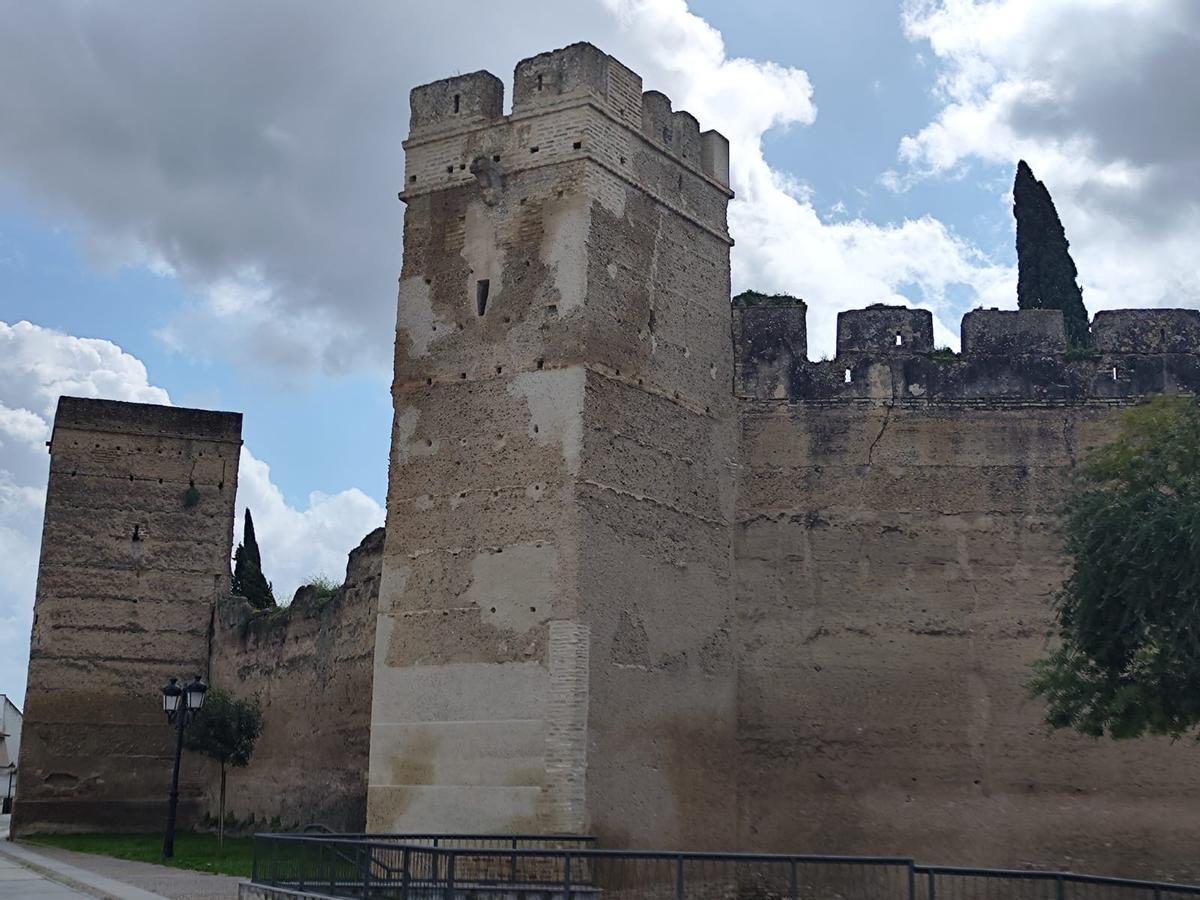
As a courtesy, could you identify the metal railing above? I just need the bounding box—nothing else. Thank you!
[249,833,1200,900]
[912,866,1200,900]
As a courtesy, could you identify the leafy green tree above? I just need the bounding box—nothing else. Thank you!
[1032,396,1200,738]
[1014,159,1090,346]
[183,687,263,847]
[232,508,275,609]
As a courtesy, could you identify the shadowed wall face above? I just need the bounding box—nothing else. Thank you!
[13,396,241,835]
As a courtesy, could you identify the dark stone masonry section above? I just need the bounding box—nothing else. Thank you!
[735,305,1200,402]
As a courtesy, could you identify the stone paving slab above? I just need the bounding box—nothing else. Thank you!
[0,850,98,899]
[0,837,242,900]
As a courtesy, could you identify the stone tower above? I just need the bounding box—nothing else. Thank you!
[368,43,737,844]
[13,397,241,834]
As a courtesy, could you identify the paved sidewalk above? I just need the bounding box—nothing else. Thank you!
[0,851,96,899]
[0,836,241,900]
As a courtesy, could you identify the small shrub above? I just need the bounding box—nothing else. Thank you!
[926,346,960,363]
[304,574,342,605]
[732,289,804,308]
[1065,343,1101,361]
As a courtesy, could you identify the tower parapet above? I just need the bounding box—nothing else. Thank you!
[399,43,731,224]
[409,71,504,135]
[734,304,1200,401]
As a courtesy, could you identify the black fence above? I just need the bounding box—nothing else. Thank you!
[249,833,1200,900]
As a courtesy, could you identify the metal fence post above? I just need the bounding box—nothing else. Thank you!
[329,842,336,894]
[270,837,279,886]
[565,853,573,900]
[401,847,411,900]
[511,836,518,883]
[251,838,258,884]
[789,859,798,900]
[928,870,936,900]
[676,854,685,900]
[445,850,456,900]
[1056,874,1065,900]
[360,844,371,900]
[906,864,915,900]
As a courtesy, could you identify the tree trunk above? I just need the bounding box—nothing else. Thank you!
[218,763,226,849]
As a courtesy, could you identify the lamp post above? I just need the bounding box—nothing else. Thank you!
[4,763,14,816]
[160,675,207,859]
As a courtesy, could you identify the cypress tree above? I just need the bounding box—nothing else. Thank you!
[1014,159,1090,346]
[232,508,275,609]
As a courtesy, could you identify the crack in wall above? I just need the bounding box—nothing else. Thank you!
[579,478,728,527]
[865,402,893,466]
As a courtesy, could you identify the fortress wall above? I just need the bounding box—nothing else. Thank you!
[13,397,241,835]
[732,305,1200,881]
[206,528,383,832]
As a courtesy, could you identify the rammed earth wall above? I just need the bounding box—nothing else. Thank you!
[731,301,1200,881]
[207,528,383,832]
[13,398,242,835]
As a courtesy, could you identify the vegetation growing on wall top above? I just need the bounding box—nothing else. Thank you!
[732,290,805,308]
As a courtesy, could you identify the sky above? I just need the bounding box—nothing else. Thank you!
[1,0,1198,704]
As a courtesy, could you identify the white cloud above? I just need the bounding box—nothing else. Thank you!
[0,1,620,374]
[894,0,1200,313]
[0,320,383,705]
[604,0,1010,352]
[0,0,1022,364]
[234,450,384,604]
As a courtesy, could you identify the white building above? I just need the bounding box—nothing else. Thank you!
[1,694,21,814]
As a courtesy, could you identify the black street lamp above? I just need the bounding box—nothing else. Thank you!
[4,763,14,815]
[160,675,207,858]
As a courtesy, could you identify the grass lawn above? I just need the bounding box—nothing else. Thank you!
[26,831,255,878]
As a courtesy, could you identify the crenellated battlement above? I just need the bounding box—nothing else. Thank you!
[400,42,731,217]
[837,304,934,355]
[734,302,1200,401]
[409,70,504,132]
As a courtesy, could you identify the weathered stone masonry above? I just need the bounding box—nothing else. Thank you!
[14,398,242,834]
[369,41,737,844]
